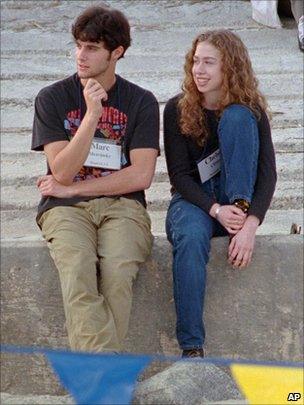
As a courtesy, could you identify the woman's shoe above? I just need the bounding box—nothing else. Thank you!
[182,348,204,358]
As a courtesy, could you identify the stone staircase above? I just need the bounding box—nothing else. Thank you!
[1,2,303,240]
[1,0,303,399]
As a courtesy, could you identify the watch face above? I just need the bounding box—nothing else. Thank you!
[234,199,250,213]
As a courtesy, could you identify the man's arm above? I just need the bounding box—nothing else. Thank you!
[38,147,158,198]
[44,79,107,186]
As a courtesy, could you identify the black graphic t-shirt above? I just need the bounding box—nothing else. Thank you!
[32,74,160,220]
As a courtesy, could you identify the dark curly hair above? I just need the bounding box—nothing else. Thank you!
[72,4,131,58]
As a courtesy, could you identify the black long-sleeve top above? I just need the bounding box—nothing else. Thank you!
[164,95,277,224]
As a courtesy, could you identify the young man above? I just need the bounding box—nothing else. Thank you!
[32,5,159,353]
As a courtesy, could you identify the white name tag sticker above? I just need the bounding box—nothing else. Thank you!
[84,138,122,170]
[197,148,221,184]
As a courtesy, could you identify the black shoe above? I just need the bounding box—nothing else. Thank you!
[182,348,204,358]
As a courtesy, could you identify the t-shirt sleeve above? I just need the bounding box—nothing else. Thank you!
[31,88,69,151]
[164,98,216,213]
[248,110,277,223]
[128,91,160,151]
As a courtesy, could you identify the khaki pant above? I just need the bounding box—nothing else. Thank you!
[38,197,153,353]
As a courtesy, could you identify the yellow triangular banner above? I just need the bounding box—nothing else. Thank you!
[231,364,303,404]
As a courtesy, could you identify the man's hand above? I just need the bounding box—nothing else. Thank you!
[37,175,74,198]
[84,79,108,119]
[228,215,259,269]
[43,79,107,186]
[214,204,246,234]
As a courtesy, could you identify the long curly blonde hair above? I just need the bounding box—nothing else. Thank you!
[178,30,269,145]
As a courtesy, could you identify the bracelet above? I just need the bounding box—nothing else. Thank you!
[215,205,221,219]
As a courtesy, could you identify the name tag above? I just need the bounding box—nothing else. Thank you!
[197,148,221,183]
[84,138,122,170]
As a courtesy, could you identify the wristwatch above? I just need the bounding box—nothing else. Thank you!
[233,199,250,213]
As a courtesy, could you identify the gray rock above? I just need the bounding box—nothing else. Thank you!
[133,361,244,404]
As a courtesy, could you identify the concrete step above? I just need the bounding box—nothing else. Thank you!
[1,148,303,185]
[1,50,302,81]
[1,54,303,99]
[1,0,263,34]
[2,68,303,104]
[1,0,303,400]
[0,17,300,55]
[1,394,73,404]
[148,209,304,237]
[145,180,303,210]
[1,176,302,211]
[1,126,303,155]
[1,235,303,395]
[1,209,303,241]
[0,393,246,405]
[1,98,302,133]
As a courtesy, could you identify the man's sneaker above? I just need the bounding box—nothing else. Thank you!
[182,348,204,358]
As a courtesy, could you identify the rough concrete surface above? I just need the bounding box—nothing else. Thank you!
[1,236,303,395]
[1,0,303,402]
[0,393,74,404]
[1,393,248,405]
[133,362,244,404]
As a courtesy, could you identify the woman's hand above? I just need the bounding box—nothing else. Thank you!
[228,215,259,269]
[37,175,74,198]
[210,203,246,234]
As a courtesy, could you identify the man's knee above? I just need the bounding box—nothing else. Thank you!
[100,259,139,294]
[50,239,97,269]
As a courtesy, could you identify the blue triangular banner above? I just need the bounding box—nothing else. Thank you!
[2,345,302,405]
[46,351,152,405]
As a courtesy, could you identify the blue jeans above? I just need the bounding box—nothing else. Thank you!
[166,104,259,349]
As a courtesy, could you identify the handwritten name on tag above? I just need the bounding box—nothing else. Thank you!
[197,148,221,184]
[84,138,122,170]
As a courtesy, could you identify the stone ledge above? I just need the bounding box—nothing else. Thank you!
[1,235,303,395]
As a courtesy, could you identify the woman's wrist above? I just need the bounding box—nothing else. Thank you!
[243,215,259,231]
[209,203,221,218]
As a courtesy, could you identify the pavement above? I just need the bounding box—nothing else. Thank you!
[1,0,303,402]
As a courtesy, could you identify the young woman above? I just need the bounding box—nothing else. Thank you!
[164,30,277,358]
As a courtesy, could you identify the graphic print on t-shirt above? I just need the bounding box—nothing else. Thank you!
[64,106,127,181]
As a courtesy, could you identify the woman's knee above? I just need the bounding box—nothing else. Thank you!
[219,104,257,132]
[167,205,212,245]
[174,221,212,252]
